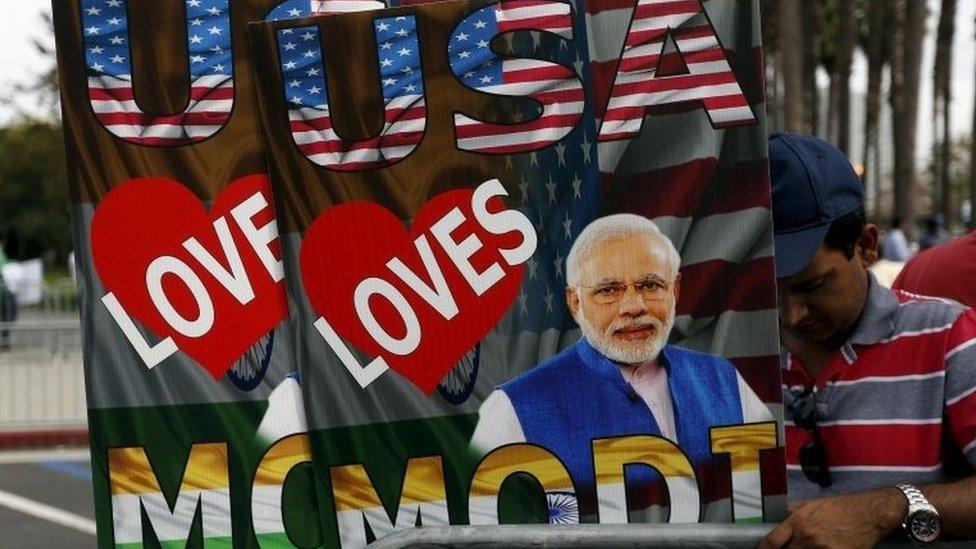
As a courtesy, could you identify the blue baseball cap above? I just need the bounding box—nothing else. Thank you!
[768,132,864,278]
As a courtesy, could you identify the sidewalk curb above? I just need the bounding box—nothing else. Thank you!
[0,429,89,449]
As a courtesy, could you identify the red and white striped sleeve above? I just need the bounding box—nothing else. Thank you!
[944,308,976,465]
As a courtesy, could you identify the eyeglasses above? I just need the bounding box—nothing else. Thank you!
[576,277,672,305]
[789,387,832,488]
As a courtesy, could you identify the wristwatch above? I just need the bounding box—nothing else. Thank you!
[896,484,941,544]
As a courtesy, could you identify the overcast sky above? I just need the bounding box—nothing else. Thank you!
[1,0,974,162]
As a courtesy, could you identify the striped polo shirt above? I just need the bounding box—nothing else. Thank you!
[783,274,976,500]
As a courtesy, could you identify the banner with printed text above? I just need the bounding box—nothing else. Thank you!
[248,0,785,546]
[51,1,385,547]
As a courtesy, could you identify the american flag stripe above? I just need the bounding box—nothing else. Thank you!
[288,94,426,148]
[678,258,776,317]
[88,98,234,114]
[81,0,234,146]
[288,97,427,133]
[287,103,426,167]
[585,0,762,61]
[455,126,579,153]
[604,157,771,217]
[278,17,427,171]
[731,356,781,403]
[677,309,778,358]
[496,1,573,36]
[85,73,234,94]
[593,0,754,141]
[654,210,771,265]
[450,2,583,154]
[600,98,765,173]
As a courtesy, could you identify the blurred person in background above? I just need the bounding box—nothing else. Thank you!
[870,216,908,287]
[762,133,976,548]
[881,216,910,261]
[919,214,951,251]
[893,228,976,307]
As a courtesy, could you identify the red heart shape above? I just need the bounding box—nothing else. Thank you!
[91,175,288,379]
[300,189,524,393]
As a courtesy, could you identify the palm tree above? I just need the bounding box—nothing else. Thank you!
[933,0,956,226]
[970,16,976,228]
[889,0,927,240]
[761,0,781,129]
[801,0,822,135]
[777,0,804,132]
[827,0,856,154]
[861,0,890,220]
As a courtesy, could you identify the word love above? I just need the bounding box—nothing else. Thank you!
[91,176,288,378]
[301,179,536,392]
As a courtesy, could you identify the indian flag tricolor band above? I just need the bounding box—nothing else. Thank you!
[108,444,233,545]
[101,421,781,547]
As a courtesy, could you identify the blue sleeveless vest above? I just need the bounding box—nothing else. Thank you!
[500,339,744,492]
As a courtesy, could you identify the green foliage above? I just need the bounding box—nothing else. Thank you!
[0,120,71,263]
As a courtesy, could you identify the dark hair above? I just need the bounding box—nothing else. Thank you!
[823,207,865,259]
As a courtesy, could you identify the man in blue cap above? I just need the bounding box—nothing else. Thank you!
[761,133,976,547]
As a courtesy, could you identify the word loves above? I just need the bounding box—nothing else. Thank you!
[91,175,288,378]
[301,179,536,392]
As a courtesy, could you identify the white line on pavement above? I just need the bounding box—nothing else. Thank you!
[0,449,90,464]
[0,489,96,535]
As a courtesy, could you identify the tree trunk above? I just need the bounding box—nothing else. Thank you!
[832,0,856,154]
[761,0,782,130]
[778,0,804,132]
[971,20,976,229]
[933,0,956,226]
[889,0,927,240]
[862,0,887,220]
[801,0,822,135]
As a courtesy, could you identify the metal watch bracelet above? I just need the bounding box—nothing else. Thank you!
[896,484,941,544]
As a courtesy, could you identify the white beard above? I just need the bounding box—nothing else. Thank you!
[577,300,675,365]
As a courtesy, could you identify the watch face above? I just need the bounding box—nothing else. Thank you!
[909,510,941,543]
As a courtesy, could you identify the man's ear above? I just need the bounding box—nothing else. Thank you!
[857,223,880,266]
[566,286,580,319]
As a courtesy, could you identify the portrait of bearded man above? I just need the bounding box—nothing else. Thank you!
[470,213,772,520]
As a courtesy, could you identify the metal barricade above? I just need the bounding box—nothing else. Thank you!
[371,524,958,548]
[371,524,775,548]
[0,319,87,430]
[40,278,80,316]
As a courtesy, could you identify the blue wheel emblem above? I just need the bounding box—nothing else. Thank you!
[546,491,579,524]
[437,344,480,405]
[227,330,274,391]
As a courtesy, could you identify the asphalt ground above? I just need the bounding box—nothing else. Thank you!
[0,448,96,548]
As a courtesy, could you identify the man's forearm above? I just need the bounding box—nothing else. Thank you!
[923,475,976,539]
[759,478,976,548]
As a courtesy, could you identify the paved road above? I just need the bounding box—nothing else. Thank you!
[0,449,96,548]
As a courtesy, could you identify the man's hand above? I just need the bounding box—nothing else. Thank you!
[759,488,906,549]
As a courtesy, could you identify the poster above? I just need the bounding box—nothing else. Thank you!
[51,1,370,546]
[248,0,784,546]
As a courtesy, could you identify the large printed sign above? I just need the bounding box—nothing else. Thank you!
[248,0,785,546]
[53,1,367,547]
[55,0,783,546]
